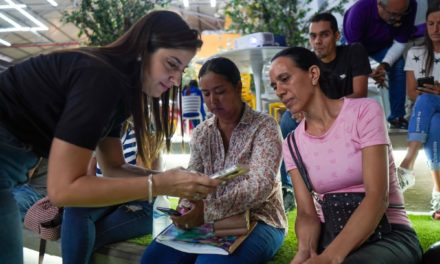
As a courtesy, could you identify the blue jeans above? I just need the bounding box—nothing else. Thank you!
[370,47,406,121]
[61,201,153,264]
[12,184,44,221]
[140,222,285,264]
[279,111,299,187]
[407,94,440,170]
[0,123,39,264]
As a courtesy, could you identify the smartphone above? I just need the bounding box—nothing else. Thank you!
[210,164,249,181]
[417,76,435,89]
[156,207,182,216]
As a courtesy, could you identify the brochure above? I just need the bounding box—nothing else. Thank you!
[156,222,256,255]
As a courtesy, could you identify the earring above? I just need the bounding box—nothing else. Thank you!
[137,55,141,62]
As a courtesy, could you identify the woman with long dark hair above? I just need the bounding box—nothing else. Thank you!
[397,1,440,220]
[0,10,218,263]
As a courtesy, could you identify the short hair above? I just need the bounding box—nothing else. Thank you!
[198,57,241,86]
[309,12,339,33]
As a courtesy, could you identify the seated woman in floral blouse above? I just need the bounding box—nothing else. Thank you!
[141,57,287,264]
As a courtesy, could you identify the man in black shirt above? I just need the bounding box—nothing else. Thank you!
[278,12,371,204]
[309,13,371,99]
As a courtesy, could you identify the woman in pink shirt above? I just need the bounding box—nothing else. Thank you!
[269,47,422,263]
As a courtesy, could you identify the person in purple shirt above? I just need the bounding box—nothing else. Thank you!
[343,0,418,129]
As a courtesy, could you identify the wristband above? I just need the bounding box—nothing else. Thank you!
[147,174,153,204]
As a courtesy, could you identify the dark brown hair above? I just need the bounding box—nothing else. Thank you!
[424,1,440,77]
[198,57,241,85]
[80,10,202,167]
[271,46,340,97]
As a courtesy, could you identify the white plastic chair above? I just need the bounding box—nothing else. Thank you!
[181,95,203,134]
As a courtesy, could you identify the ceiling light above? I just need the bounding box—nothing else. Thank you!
[0,4,26,9]
[0,53,13,62]
[210,0,216,8]
[183,0,189,8]
[0,0,48,32]
[46,0,58,7]
[0,13,21,27]
[0,38,11,46]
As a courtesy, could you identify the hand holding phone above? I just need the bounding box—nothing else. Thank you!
[156,207,182,216]
[417,76,435,89]
[210,164,249,182]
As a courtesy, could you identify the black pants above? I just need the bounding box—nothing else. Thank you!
[319,224,423,264]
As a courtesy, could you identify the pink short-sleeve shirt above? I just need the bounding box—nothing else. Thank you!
[283,98,410,226]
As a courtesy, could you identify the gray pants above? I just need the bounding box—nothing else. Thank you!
[320,224,422,264]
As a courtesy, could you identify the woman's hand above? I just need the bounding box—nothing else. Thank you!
[154,168,220,200]
[302,253,341,264]
[171,200,204,229]
[417,82,440,95]
[290,249,316,264]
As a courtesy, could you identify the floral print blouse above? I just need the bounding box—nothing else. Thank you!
[188,104,287,230]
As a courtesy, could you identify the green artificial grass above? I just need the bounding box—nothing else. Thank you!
[409,214,440,251]
[128,206,439,263]
[267,210,297,264]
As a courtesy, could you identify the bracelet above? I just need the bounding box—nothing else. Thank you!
[147,174,153,204]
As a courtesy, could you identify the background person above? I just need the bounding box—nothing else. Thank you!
[398,1,440,218]
[270,47,422,264]
[0,10,219,263]
[141,57,287,264]
[182,79,206,128]
[343,0,418,129]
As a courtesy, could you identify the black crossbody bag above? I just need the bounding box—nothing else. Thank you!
[286,132,392,249]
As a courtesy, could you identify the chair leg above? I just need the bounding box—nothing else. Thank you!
[38,239,46,264]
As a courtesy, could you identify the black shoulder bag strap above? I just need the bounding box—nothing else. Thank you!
[286,132,315,193]
[287,132,323,204]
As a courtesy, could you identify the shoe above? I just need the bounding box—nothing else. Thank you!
[282,186,296,213]
[431,192,440,212]
[389,117,408,129]
[432,211,440,220]
[396,167,415,192]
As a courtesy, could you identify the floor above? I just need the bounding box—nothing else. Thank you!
[24,248,61,264]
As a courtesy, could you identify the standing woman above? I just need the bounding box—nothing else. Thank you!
[0,10,218,263]
[269,47,422,263]
[397,1,440,219]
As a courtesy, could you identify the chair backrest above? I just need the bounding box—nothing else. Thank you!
[182,95,202,120]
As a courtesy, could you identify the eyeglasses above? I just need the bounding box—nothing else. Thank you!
[379,3,409,19]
